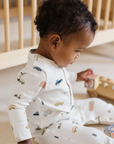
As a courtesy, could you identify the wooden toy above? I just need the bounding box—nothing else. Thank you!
[104,124,114,138]
[87,76,114,103]
[85,74,99,89]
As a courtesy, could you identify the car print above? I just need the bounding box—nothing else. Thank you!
[41,123,53,135]
[34,55,43,60]
[33,99,36,103]
[9,105,16,110]
[58,123,62,129]
[72,126,78,133]
[33,67,42,71]
[17,79,25,85]
[35,127,41,131]
[55,79,63,85]
[54,136,59,139]
[39,81,46,88]
[54,101,64,106]
[70,105,74,110]
[43,109,52,117]
[41,130,46,135]
[33,111,39,116]
[14,94,21,99]
[26,125,29,129]
[41,100,44,105]
[20,72,26,76]
[92,133,97,137]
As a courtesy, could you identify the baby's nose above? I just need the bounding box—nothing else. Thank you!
[76,52,80,58]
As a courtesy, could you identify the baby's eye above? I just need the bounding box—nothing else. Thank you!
[75,50,81,52]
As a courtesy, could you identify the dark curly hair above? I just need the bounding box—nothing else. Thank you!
[34,0,98,40]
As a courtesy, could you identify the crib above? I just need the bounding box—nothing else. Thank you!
[0,0,114,70]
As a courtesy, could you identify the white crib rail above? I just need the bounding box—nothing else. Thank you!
[0,0,114,70]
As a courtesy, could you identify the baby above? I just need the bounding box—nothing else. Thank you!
[7,0,114,144]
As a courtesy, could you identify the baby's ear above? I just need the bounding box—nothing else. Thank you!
[49,35,61,50]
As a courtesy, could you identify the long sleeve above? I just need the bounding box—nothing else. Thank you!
[68,71,77,84]
[7,67,46,142]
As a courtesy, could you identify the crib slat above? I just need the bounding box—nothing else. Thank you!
[18,0,24,49]
[95,0,102,25]
[32,0,37,46]
[24,0,28,6]
[16,0,18,7]
[88,0,93,12]
[104,0,111,30]
[4,0,10,52]
[112,2,114,28]
[0,0,2,8]
[9,0,11,8]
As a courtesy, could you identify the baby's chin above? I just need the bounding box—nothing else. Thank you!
[71,60,76,64]
[55,62,67,68]
[58,64,69,68]
[56,61,72,68]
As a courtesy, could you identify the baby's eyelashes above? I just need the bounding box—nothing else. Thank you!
[75,50,81,53]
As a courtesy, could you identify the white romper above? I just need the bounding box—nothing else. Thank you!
[7,49,114,144]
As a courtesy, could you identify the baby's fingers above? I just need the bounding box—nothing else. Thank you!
[85,69,94,77]
[85,78,91,84]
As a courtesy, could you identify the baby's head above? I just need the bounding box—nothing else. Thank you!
[34,0,98,67]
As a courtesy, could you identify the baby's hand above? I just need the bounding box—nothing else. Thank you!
[76,69,94,83]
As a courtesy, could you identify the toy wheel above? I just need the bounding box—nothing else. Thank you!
[87,90,98,98]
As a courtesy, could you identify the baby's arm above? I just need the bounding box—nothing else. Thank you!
[7,67,46,143]
[67,71,77,84]
[67,69,94,84]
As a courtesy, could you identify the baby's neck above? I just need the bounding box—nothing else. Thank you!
[33,38,53,61]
